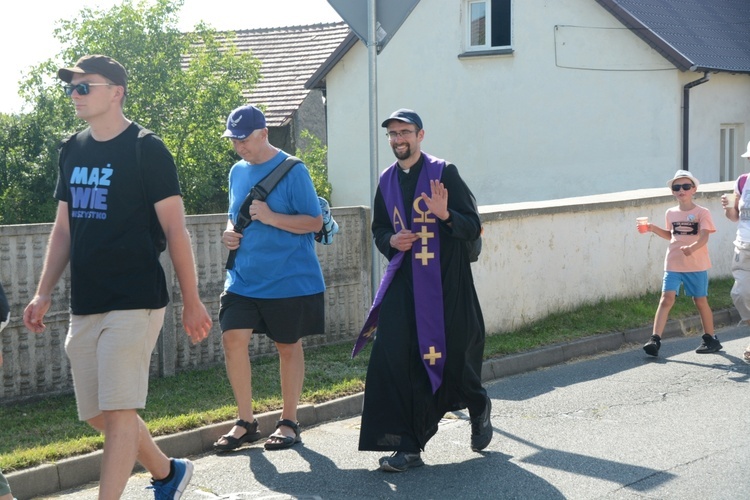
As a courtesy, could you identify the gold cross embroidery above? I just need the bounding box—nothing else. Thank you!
[362,325,376,339]
[414,225,434,247]
[423,345,443,365]
[414,247,435,266]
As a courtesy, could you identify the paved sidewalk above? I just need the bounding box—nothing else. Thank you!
[7,309,743,499]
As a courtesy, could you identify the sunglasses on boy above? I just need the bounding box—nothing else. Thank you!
[63,82,114,96]
[671,183,695,192]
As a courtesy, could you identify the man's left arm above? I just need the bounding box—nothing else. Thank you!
[155,195,212,344]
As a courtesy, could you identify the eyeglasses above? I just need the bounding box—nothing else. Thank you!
[63,83,114,96]
[386,130,416,141]
[671,183,695,192]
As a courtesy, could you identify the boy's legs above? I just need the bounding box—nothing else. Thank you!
[644,272,679,356]
[684,272,721,353]
[653,290,677,336]
[693,295,721,353]
[693,296,714,335]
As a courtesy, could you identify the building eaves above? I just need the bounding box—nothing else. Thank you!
[595,0,750,74]
[306,31,359,90]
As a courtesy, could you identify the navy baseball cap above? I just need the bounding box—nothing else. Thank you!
[381,108,423,129]
[222,105,267,139]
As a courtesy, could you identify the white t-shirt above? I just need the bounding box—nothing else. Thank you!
[736,175,750,243]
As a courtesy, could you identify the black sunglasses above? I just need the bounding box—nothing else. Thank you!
[671,183,695,192]
[63,82,114,96]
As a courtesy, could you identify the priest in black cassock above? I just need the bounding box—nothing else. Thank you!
[353,109,492,472]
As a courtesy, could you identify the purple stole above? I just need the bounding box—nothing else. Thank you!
[352,153,447,393]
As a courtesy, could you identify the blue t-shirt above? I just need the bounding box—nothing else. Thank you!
[225,151,325,298]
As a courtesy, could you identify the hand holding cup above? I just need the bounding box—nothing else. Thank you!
[636,217,649,234]
[724,192,737,209]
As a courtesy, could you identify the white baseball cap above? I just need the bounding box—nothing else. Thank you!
[741,140,750,158]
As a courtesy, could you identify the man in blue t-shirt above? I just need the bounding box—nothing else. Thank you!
[23,55,212,499]
[214,105,325,452]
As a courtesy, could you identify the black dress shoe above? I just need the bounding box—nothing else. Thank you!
[378,451,424,472]
[470,396,492,451]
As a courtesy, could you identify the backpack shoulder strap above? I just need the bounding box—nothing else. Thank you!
[251,155,303,201]
[739,173,748,195]
[133,125,156,194]
[58,132,78,168]
[132,125,167,252]
[225,155,304,270]
[135,126,155,167]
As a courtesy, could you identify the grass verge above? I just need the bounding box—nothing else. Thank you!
[0,277,735,472]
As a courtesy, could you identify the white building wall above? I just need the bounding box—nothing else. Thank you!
[325,0,750,208]
[684,72,750,183]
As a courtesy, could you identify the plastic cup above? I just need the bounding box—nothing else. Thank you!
[636,217,649,233]
[726,192,737,207]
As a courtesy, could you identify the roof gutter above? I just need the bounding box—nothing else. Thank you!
[682,71,710,171]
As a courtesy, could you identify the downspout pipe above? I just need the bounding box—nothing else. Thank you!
[682,71,710,170]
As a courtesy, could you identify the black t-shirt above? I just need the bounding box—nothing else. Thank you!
[54,123,181,314]
[0,282,9,324]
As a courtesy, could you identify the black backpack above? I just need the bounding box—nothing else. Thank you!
[445,162,482,263]
[466,191,483,263]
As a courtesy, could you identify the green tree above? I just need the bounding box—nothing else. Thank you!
[0,110,61,224]
[296,129,332,201]
[2,0,261,220]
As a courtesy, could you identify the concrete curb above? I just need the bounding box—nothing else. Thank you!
[7,309,740,499]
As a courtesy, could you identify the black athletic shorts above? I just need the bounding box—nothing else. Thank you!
[219,291,325,343]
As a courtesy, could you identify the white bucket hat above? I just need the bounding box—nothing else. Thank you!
[741,140,750,158]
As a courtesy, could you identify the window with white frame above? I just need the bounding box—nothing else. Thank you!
[467,0,512,51]
[720,125,741,182]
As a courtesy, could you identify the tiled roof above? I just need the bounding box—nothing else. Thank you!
[196,22,350,127]
[596,0,750,74]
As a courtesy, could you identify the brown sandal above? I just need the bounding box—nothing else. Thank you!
[213,418,261,451]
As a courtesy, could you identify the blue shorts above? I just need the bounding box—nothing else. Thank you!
[662,271,708,297]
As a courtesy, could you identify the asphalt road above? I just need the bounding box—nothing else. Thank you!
[39,325,750,499]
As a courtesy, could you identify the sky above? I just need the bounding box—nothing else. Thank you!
[0,0,343,114]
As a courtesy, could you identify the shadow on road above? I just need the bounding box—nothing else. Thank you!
[234,443,566,499]
[494,327,750,401]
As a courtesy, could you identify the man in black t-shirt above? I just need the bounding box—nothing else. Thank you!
[0,283,14,500]
[23,55,212,499]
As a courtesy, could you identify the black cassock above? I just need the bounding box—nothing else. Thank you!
[358,155,487,452]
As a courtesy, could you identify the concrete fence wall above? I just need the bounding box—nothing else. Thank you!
[0,207,372,402]
[474,181,737,333]
[0,182,738,402]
